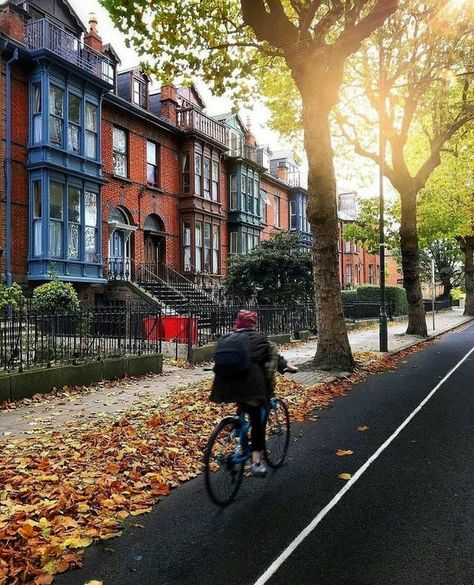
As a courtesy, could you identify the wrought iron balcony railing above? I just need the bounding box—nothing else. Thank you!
[25,19,110,82]
[177,107,227,146]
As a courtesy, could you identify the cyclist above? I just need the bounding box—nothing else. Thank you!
[210,310,297,477]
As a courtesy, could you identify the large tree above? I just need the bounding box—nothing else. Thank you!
[102,0,398,370]
[336,0,474,335]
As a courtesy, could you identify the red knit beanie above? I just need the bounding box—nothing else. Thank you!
[234,310,257,330]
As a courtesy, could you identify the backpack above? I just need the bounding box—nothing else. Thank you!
[213,330,251,376]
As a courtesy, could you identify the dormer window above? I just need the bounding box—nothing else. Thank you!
[133,79,147,108]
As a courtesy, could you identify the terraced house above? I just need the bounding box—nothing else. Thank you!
[0,0,394,311]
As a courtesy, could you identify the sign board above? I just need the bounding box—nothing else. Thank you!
[338,192,358,221]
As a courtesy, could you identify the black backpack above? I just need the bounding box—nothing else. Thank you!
[214,330,251,376]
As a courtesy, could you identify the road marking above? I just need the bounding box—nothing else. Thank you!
[254,343,474,585]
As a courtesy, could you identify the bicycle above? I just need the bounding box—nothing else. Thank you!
[203,396,290,506]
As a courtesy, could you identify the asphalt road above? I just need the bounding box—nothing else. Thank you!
[57,322,474,585]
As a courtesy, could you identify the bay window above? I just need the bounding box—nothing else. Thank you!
[182,153,190,192]
[33,84,42,143]
[230,231,238,254]
[212,225,219,274]
[85,191,98,263]
[204,223,211,272]
[230,175,238,209]
[203,157,211,199]
[195,153,202,195]
[195,222,202,271]
[211,160,219,201]
[49,85,64,147]
[183,223,191,271]
[32,181,42,256]
[67,186,81,259]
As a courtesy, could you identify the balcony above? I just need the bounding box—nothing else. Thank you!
[25,19,110,83]
[178,107,227,147]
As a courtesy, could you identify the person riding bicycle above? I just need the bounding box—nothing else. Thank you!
[210,310,297,477]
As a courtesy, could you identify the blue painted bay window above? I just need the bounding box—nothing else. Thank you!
[289,191,313,249]
[28,171,103,282]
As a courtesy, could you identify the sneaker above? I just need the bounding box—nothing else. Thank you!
[250,461,268,477]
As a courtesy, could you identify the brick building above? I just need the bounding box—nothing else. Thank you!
[0,0,400,309]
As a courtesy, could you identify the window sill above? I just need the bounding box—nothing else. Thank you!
[146,184,164,194]
[111,174,133,183]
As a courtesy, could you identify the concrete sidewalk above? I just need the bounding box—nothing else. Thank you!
[0,309,472,440]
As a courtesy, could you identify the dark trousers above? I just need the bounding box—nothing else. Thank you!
[241,402,265,452]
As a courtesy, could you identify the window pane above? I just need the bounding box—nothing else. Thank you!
[85,226,97,262]
[85,191,97,226]
[49,85,64,117]
[195,153,202,175]
[33,116,42,143]
[85,131,96,158]
[68,186,81,222]
[68,94,81,124]
[34,219,42,256]
[49,117,63,145]
[50,182,63,220]
[113,127,126,153]
[212,160,219,181]
[49,221,63,257]
[68,223,80,259]
[113,152,127,177]
[68,124,80,152]
[33,181,41,218]
[33,84,41,113]
[147,141,156,164]
[86,103,97,132]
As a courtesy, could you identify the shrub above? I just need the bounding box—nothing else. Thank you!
[341,290,357,304]
[0,283,25,311]
[356,285,408,316]
[450,288,465,301]
[32,280,80,314]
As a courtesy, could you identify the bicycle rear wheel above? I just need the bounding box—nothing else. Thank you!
[204,417,244,506]
[264,399,290,468]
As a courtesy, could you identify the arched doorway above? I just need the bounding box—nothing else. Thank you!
[108,207,136,279]
[143,214,166,276]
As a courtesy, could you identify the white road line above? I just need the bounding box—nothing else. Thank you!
[254,343,474,585]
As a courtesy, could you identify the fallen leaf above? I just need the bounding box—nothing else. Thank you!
[357,425,369,432]
[338,473,352,480]
[84,581,103,585]
[336,449,354,457]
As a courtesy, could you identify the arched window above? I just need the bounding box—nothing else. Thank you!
[109,207,129,225]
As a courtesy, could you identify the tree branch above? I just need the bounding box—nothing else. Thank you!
[241,0,299,51]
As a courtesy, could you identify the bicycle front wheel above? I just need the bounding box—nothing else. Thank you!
[204,417,244,506]
[264,399,290,468]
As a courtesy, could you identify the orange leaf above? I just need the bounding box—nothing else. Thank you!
[338,473,352,481]
[357,425,369,432]
[336,449,353,457]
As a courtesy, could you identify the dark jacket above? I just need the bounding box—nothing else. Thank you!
[210,330,274,405]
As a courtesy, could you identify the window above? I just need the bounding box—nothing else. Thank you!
[85,102,98,158]
[182,153,190,193]
[195,222,202,271]
[194,153,202,195]
[183,223,191,271]
[229,130,243,156]
[67,186,81,259]
[204,222,211,272]
[104,62,115,87]
[32,181,42,255]
[212,225,219,274]
[49,182,64,257]
[230,231,238,254]
[113,127,128,177]
[33,84,42,143]
[247,176,253,213]
[49,85,64,146]
[290,201,296,230]
[67,93,81,153]
[254,178,259,214]
[274,195,280,227]
[261,190,269,223]
[302,198,309,233]
[211,160,219,201]
[85,191,98,263]
[345,240,351,253]
[346,264,352,285]
[230,175,238,209]
[147,141,158,186]
[133,79,147,108]
[203,157,211,199]
[368,264,374,284]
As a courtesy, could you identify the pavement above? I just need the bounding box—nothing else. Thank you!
[0,309,472,440]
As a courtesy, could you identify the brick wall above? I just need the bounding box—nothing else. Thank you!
[260,176,290,241]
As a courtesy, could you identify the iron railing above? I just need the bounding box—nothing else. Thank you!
[177,107,227,146]
[25,19,110,81]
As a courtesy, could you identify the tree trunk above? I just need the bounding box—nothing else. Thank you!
[461,237,474,316]
[441,277,452,301]
[399,189,428,336]
[302,94,355,371]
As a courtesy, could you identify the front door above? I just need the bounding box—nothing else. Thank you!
[109,230,130,279]
[144,233,162,276]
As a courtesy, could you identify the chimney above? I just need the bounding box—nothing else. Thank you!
[84,12,103,53]
[160,84,178,125]
[277,161,289,183]
[0,3,28,44]
[245,116,257,148]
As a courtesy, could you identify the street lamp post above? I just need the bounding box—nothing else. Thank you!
[379,37,388,352]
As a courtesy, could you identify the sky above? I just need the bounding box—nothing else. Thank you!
[68,0,380,198]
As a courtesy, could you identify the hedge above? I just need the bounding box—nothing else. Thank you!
[356,285,408,316]
[341,290,358,304]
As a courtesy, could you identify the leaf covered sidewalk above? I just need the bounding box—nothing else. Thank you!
[0,312,471,584]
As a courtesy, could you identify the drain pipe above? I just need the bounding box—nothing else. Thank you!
[5,48,19,286]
